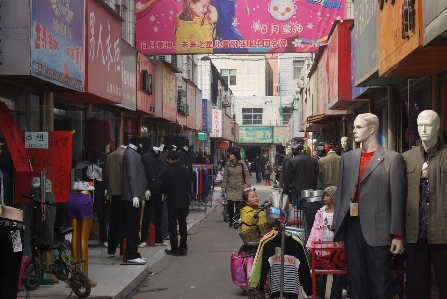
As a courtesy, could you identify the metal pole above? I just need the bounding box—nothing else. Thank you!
[279,189,285,299]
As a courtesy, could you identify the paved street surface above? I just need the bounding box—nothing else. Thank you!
[125,178,314,299]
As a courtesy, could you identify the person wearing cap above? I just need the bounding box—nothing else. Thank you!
[306,186,343,299]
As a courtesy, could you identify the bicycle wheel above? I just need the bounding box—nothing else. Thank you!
[23,262,43,291]
[71,270,91,298]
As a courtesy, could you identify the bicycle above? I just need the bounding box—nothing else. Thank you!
[21,193,91,298]
[233,201,273,299]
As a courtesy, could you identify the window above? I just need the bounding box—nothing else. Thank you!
[242,108,263,125]
[221,69,237,85]
[171,55,178,67]
[282,112,292,125]
[293,60,304,80]
[121,0,135,46]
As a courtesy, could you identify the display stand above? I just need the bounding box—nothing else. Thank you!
[311,241,406,299]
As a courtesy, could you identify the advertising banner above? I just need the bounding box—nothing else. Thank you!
[239,126,273,143]
[15,131,72,203]
[0,0,31,75]
[121,42,137,110]
[136,0,346,54]
[31,0,85,91]
[87,0,122,103]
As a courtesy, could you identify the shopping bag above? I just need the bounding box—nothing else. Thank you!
[230,252,247,289]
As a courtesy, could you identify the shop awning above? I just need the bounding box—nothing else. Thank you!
[0,101,31,172]
[305,114,346,132]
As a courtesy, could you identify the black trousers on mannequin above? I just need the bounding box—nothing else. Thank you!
[95,191,110,244]
[344,217,392,299]
[141,193,163,244]
[0,226,23,299]
[107,195,125,256]
[123,200,142,260]
[406,238,447,299]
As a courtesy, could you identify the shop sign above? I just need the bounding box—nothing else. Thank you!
[120,42,137,110]
[239,126,273,143]
[317,48,329,115]
[86,0,122,103]
[216,141,229,149]
[31,0,85,91]
[186,82,197,130]
[198,132,207,140]
[25,132,49,149]
[137,52,155,114]
[162,65,177,121]
[212,109,222,138]
[273,126,288,144]
[202,99,212,133]
[136,0,346,54]
[0,0,31,75]
[351,29,368,99]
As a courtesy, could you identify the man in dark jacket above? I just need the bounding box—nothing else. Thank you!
[162,151,191,256]
[140,146,168,247]
[253,155,264,183]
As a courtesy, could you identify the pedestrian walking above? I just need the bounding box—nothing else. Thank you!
[161,151,191,256]
[253,155,264,183]
[221,148,251,227]
[264,161,272,186]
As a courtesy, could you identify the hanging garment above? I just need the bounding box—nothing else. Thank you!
[250,230,313,299]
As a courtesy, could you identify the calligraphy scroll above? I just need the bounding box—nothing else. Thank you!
[15,132,72,203]
[0,101,31,172]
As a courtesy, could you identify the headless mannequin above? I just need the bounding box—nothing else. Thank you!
[68,184,96,286]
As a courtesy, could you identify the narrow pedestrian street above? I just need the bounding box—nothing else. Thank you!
[125,178,313,299]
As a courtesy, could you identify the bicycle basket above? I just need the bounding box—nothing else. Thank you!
[239,223,271,244]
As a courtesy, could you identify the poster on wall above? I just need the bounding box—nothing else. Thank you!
[31,0,85,91]
[136,0,346,54]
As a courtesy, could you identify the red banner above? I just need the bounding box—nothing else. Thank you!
[15,132,72,203]
[0,102,31,172]
[216,141,229,149]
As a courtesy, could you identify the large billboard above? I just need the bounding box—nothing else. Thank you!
[136,0,346,54]
[31,0,85,91]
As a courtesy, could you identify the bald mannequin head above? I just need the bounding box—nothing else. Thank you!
[341,137,349,149]
[417,110,440,150]
[354,113,380,152]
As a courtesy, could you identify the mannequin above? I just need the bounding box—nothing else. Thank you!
[68,181,96,286]
[340,136,352,154]
[332,113,405,299]
[279,145,293,190]
[317,147,341,190]
[140,145,168,247]
[402,110,447,299]
[122,138,149,263]
[105,144,126,258]
[0,167,24,298]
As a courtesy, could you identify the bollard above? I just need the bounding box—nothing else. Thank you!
[148,223,156,247]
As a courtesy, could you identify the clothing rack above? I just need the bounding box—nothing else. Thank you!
[191,164,214,212]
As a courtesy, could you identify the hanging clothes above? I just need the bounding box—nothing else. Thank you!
[250,230,313,299]
[201,169,210,198]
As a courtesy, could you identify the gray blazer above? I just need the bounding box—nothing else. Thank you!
[122,147,147,202]
[332,146,406,247]
[106,146,126,196]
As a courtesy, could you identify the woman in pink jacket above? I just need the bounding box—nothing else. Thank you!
[306,186,343,299]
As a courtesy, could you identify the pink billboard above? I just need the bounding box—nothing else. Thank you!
[136,0,346,54]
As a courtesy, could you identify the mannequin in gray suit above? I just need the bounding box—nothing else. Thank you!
[332,113,405,299]
[122,138,150,264]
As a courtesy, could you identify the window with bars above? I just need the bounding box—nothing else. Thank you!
[171,55,178,67]
[293,60,304,80]
[242,108,263,125]
[221,69,237,85]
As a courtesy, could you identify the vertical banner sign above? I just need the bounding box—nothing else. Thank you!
[202,99,209,132]
[87,0,122,103]
[212,109,223,138]
[15,132,73,203]
[0,102,31,172]
[31,0,85,91]
[121,42,137,110]
[136,0,346,54]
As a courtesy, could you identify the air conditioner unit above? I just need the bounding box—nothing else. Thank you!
[142,70,153,94]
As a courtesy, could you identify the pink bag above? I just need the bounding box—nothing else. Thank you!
[18,256,32,291]
[230,252,248,289]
